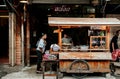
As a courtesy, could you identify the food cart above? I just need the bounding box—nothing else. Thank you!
[48,17,120,78]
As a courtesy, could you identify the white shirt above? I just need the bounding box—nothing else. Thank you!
[36,39,46,53]
[62,37,72,44]
[50,44,60,51]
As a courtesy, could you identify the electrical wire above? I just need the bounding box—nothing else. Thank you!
[100,1,108,17]
[3,0,18,15]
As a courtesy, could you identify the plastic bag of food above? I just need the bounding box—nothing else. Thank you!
[112,49,120,61]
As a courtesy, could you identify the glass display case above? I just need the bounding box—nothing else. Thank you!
[90,36,106,49]
[89,26,109,51]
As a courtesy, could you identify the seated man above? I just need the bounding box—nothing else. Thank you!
[62,34,73,44]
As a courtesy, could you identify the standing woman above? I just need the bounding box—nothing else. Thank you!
[36,33,47,73]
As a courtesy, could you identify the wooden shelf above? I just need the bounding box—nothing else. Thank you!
[90,36,106,38]
[62,43,72,46]
[60,49,109,51]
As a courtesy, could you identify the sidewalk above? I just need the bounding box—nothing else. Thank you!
[1,65,116,79]
[0,64,22,79]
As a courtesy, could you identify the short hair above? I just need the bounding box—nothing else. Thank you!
[40,32,47,38]
[116,30,120,34]
[41,33,46,36]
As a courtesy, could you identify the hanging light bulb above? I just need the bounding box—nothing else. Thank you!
[105,0,111,1]
[20,0,28,4]
[91,0,99,6]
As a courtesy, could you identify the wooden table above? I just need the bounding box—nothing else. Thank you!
[42,59,59,79]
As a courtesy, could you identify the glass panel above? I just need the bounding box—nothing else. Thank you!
[91,37,106,49]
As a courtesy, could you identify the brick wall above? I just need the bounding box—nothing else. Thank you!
[16,21,22,65]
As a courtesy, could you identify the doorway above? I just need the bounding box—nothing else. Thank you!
[0,17,9,64]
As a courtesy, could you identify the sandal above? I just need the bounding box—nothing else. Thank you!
[39,68,42,71]
[36,70,42,74]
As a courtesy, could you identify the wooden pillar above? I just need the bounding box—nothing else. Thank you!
[9,12,16,66]
[106,26,110,51]
[21,3,27,66]
[26,13,30,66]
[21,16,25,66]
[58,27,62,47]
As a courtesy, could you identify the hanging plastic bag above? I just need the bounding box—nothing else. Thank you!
[112,49,120,61]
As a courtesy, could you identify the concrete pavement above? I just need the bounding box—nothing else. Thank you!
[1,65,116,79]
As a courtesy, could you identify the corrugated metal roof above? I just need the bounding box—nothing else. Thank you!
[48,17,120,26]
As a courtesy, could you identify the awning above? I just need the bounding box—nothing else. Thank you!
[48,17,120,27]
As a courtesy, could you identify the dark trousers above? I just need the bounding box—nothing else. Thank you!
[36,50,42,71]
